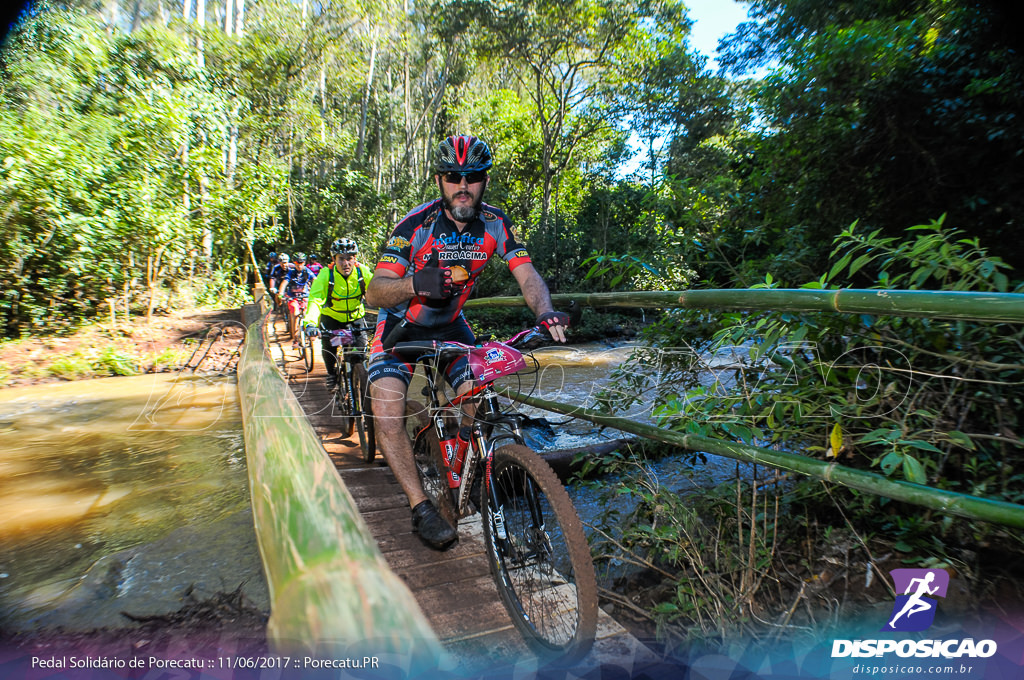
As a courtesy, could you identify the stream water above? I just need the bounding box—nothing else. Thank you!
[515,343,758,573]
[0,373,268,632]
[0,342,750,631]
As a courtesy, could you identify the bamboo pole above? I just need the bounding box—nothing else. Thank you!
[465,289,1024,323]
[237,313,444,664]
[499,389,1024,530]
[464,289,1024,527]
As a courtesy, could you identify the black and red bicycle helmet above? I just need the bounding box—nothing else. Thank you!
[435,135,493,173]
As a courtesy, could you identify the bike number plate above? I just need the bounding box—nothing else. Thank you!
[468,342,525,382]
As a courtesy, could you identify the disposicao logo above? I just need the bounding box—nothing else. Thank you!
[831,568,997,659]
[884,568,949,632]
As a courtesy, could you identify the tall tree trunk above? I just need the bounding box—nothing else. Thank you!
[403,0,414,175]
[182,0,193,21]
[226,120,238,181]
[319,61,327,145]
[129,0,143,31]
[105,0,119,34]
[196,0,205,70]
[356,28,378,162]
[224,0,234,36]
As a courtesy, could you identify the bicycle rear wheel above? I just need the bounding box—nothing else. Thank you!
[354,363,375,462]
[406,401,458,530]
[483,444,598,662]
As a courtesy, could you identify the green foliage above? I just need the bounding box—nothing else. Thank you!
[89,346,139,376]
[0,8,286,337]
[710,1,1024,278]
[45,346,138,379]
[47,355,95,380]
[586,458,786,647]
[170,268,253,310]
[827,217,1017,292]
[626,224,1024,577]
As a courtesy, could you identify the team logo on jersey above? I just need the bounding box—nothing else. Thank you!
[481,210,498,221]
[511,248,529,259]
[380,254,399,264]
[437,231,484,247]
[386,236,410,250]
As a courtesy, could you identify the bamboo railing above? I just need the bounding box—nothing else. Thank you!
[499,390,1024,529]
[467,289,1024,323]
[236,310,444,664]
[469,288,1024,529]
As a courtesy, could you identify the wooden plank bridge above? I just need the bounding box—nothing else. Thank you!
[263,314,663,675]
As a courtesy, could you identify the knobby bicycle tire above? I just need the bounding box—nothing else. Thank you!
[335,362,354,436]
[301,331,315,373]
[483,444,598,662]
[354,363,375,463]
[406,401,459,530]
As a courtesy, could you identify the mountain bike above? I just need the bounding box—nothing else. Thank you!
[391,314,598,661]
[283,296,314,372]
[324,322,375,462]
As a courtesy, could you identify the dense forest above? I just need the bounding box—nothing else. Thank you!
[3,0,1023,335]
[3,0,1024,647]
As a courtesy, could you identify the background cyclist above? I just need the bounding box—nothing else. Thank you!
[302,238,374,391]
[264,251,278,286]
[279,252,314,347]
[306,254,323,276]
[268,252,290,308]
[364,134,568,551]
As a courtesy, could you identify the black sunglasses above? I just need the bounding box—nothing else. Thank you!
[441,171,487,185]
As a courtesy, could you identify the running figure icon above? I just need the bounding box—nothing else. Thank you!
[889,572,939,628]
[883,568,950,632]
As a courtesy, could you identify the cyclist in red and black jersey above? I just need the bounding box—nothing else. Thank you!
[365,134,569,551]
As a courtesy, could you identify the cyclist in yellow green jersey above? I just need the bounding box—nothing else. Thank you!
[302,238,374,390]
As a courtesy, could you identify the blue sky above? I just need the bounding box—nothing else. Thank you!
[685,0,751,71]
[620,1,752,175]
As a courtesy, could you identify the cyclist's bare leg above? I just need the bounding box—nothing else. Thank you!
[371,376,427,509]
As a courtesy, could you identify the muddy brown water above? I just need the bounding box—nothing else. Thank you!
[0,341,746,633]
[0,373,268,632]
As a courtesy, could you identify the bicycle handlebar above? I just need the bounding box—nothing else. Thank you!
[387,300,580,362]
[320,320,374,332]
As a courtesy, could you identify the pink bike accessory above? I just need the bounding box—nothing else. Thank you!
[330,329,355,347]
[468,342,526,382]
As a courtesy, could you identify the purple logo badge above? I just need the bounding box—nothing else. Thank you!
[882,568,950,632]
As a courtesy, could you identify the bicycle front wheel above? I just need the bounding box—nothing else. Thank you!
[301,331,315,372]
[483,444,598,662]
[334,363,354,436]
[354,363,375,463]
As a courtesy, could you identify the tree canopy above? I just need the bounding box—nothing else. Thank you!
[1,0,1022,335]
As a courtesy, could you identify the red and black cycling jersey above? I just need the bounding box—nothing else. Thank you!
[374,198,532,327]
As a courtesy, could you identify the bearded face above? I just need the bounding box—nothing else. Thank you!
[438,173,487,224]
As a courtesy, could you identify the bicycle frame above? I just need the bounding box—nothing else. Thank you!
[322,323,375,460]
[411,351,532,518]
[396,313,598,660]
